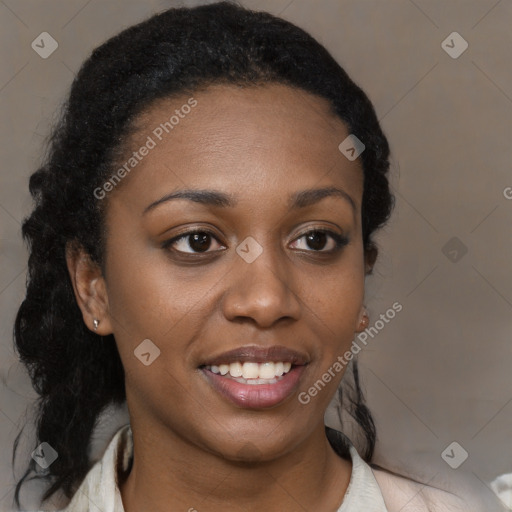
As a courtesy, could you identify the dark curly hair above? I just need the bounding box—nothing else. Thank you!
[12,1,394,508]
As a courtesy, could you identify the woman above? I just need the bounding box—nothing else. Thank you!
[12,2,504,511]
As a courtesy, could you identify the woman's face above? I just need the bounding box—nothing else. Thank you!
[100,83,367,460]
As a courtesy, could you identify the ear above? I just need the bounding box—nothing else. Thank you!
[364,245,378,275]
[354,246,376,332]
[354,305,369,333]
[65,242,113,335]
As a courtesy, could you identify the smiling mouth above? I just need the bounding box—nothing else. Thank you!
[200,360,308,408]
[203,361,293,384]
[199,345,309,408]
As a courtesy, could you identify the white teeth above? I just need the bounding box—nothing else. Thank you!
[229,362,243,377]
[259,362,276,379]
[206,361,294,380]
[242,362,259,379]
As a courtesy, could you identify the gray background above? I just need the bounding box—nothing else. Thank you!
[0,0,510,510]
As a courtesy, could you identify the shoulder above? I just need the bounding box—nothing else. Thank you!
[372,466,507,512]
[491,473,512,508]
[372,466,510,512]
[372,467,465,511]
[44,424,132,512]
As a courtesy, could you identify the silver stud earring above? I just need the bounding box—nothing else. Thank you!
[93,319,99,331]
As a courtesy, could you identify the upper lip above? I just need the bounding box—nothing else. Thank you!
[200,345,309,367]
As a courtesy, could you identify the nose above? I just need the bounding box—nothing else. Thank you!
[221,245,302,328]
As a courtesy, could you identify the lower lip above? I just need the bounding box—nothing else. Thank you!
[201,366,307,409]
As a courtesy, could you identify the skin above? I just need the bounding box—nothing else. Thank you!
[67,83,373,512]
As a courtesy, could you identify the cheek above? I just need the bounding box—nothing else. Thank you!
[302,255,365,328]
[103,235,199,333]
[102,238,227,383]
[103,253,200,411]
[299,272,364,408]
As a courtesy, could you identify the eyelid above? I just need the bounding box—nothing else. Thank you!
[293,225,341,240]
[161,228,225,254]
[291,227,349,252]
[162,225,348,255]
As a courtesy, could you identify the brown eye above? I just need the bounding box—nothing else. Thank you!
[305,231,328,251]
[163,230,225,254]
[290,229,348,253]
[187,232,212,252]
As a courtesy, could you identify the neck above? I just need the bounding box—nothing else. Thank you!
[119,419,352,512]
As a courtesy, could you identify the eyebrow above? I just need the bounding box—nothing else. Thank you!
[143,189,234,214]
[291,186,356,214]
[143,186,356,216]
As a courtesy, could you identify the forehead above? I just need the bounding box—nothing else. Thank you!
[133,82,348,158]
[108,83,363,212]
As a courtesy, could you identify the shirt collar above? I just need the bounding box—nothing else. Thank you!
[63,424,388,511]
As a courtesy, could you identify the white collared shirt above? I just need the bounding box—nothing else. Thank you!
[37,424,505,512]
[58,424,389,511]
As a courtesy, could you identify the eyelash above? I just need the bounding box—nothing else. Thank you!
[161,228,349,256]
